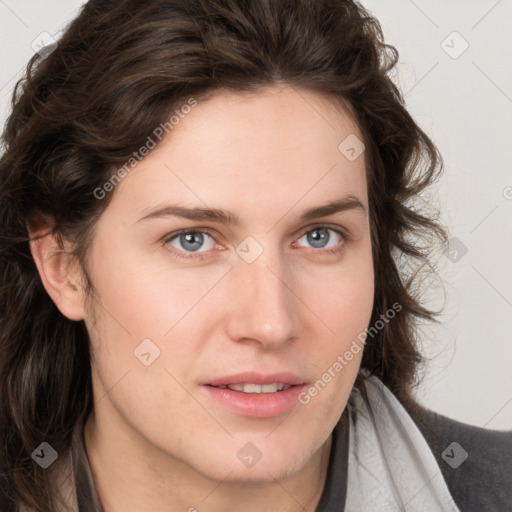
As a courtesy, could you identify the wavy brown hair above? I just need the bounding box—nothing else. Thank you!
[0,0,447,510]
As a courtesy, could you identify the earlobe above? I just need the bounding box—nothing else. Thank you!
[28,227,86,322]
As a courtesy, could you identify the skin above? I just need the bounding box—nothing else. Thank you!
[30,84,374,512]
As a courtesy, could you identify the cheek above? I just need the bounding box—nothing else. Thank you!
[83,252,235,414]
[294,243,374,395]
[85,239,229,342]
[296,240,374,338]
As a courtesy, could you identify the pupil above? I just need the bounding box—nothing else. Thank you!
[308,229,329,248]
[181,232,203,251]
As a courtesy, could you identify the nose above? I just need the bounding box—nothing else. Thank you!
[224,249,300,350]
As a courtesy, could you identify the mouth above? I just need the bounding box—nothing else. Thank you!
[201,372,308,418]
[207,382,293,393]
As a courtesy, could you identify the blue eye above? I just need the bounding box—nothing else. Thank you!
[164,225,347,261]
[167,231,216,254]
[296,227,343,250]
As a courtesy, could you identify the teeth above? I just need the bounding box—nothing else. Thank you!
[219,383,291,393]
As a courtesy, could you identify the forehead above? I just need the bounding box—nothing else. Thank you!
[105,85,367,224]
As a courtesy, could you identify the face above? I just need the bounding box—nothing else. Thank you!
[82,85,374,483]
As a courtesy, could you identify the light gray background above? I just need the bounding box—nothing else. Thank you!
[1,0,511,429]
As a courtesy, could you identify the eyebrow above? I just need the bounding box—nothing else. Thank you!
[136,194,367,225]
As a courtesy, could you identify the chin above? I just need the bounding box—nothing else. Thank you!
[186,431,327,485]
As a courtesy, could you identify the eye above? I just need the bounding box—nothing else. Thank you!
[294,226,345,251]
[163,225,347,261]
[166,230,216,256]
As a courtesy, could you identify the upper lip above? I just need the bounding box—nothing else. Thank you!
[205,372,307,387]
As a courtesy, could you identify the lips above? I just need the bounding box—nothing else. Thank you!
[201,372,308,416]
[205,371,307,389]
[216,383,291,393]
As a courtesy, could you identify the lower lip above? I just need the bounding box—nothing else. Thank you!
[201,384,307,418]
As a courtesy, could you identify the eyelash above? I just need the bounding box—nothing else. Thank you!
[162,224,350,261]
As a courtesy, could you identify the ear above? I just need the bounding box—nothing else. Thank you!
[28,220,87,322]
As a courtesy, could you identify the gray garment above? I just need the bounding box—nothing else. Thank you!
[1,402,511,511]
[404,403,512,512]
[315,403,512,512]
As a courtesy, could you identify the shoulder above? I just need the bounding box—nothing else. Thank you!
[405,401,512,512]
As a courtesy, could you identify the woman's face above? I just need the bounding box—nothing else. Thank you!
[83,85,374,482]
